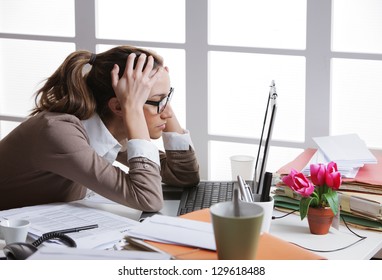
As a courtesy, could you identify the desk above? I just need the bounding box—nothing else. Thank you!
[1,195,381,260]
[158,189,382,260]
[269,209,382,259]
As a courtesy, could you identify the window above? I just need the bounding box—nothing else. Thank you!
[1,0,381,180]
[331,0,382,149]
[96,0,185,43]
[0,0,75,37]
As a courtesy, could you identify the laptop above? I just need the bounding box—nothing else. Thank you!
[176,80,278,215]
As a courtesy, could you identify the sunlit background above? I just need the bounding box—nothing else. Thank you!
[1,0,382,180]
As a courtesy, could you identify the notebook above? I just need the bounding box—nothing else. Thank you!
[177,80,278,215]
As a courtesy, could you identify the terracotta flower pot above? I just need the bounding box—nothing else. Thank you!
[307,207,334,235]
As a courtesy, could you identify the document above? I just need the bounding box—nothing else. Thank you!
[76,191,142,221]
[300,134,378,178]
[302,149,361,178]
[313,134,377,164]
[0,203,140,249]
[126,214,216,250]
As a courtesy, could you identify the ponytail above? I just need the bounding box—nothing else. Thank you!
[31,46,164,120]
[31,51,96,119]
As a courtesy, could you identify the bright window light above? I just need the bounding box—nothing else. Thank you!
[96,0,185,43]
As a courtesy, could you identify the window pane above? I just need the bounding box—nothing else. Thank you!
[209,51,306,142]
[331,58,382,149]
[96,0,185,43]
[332,0,382,54]
[0,0,75,37]
[209,141,303,180]
[0,39,75,117]
[0,121,21,140]
[209,0,307,49]
[97,45,186,128]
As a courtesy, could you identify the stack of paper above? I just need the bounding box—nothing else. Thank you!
[275,145,382,231]
[272,187,382,231]
[302,134,377,178]
[126,214,216,250]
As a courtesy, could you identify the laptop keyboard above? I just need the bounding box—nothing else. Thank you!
[177,181,234,215]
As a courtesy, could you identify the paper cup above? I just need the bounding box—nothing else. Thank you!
[230,155,255,181]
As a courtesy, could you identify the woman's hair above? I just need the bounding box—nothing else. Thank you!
[31,46,164,120]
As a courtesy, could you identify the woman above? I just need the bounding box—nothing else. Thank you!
[0,46,200,212]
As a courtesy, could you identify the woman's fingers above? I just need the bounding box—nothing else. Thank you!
[142,55,154,77]
[125,53,136,78]
[134,53,147,75]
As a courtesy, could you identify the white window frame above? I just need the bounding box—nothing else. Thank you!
[1,0,382,179]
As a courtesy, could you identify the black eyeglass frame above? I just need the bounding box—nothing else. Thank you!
[145,87,174,114]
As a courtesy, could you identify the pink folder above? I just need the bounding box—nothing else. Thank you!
[277,148,382,186]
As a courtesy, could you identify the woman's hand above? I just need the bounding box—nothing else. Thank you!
[111,53,162,112]
[163,104,184,134]
[110,53,162,140]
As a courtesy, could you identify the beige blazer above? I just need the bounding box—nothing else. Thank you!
[0,112,199,211]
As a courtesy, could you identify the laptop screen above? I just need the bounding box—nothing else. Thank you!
[253,80,278,195]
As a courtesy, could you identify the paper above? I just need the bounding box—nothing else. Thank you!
[298,134,377,179]
[0,203,139,249]
[302,149,361,178]
[339,192,382,219]
[126,214,216,250]
[313,134,377,164]
[76,191,142,221]
[277,148,382,187]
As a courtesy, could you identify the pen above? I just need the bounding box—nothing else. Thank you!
[260,172,272,202]
[47,224,99,235]
[237,175,254,202]
[244,181,254,202]
[237,175,250,202]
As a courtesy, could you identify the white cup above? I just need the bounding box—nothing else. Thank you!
[252,194,274,233]
[0,219,31,244]
[230,155,255,181]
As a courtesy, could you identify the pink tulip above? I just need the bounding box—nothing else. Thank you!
[326,161,342,190]
[282,168,299,187]
[310,163,326,186]
[282,168,315,197]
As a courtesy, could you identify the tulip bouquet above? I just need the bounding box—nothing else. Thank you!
[282,161,342,220]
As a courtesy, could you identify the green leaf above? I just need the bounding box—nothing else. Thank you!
[322,189,339,215]
[300,196,317,220]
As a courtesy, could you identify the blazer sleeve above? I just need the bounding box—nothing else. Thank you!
[116,131,200,187]
[159,147,200,187]
[116,147,200,187]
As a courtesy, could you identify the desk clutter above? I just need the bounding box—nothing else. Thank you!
[123,209,324,260]
[275,145,382,231]
[0,203,324,260]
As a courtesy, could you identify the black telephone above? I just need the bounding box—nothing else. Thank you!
[2,231,77,260]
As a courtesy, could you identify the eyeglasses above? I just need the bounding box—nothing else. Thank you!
[145,87,174,114]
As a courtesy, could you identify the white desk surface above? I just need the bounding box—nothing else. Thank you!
[269,209,382,260]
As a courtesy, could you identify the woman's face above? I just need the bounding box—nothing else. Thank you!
[143,68,173,139]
